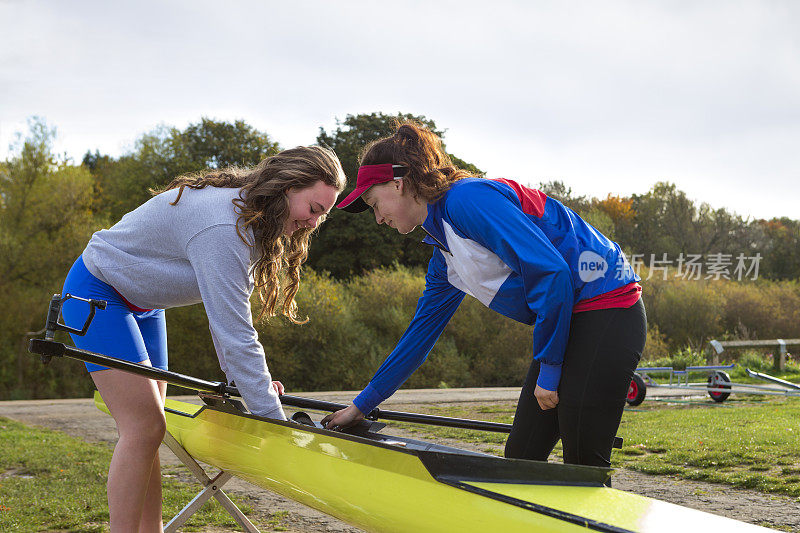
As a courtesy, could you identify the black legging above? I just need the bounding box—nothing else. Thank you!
[505,298,647,468]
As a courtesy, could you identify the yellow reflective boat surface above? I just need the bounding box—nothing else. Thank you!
[94,393,769,533]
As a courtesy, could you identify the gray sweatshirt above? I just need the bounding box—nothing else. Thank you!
[82,185,287,420]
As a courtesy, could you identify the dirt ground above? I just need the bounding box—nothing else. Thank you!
[1,389,798,532]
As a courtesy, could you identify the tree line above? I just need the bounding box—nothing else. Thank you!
[71,113,800,280]
[0,113,797,400]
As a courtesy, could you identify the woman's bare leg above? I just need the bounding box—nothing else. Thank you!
[92,370,166,533]
[139,381,167,533]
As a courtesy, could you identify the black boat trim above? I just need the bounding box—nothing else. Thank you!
[163,406,189,417]
[420,452,609,487]
[44,335,613,487]
[444,480,637,533]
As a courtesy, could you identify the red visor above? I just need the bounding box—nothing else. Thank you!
[337,164,406,212]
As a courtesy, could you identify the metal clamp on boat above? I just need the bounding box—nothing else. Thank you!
[38,293,106,363]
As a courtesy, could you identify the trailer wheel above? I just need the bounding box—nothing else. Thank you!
[707,370,731,403]
[627,374,647,406]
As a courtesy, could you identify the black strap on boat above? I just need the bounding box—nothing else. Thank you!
[443,480,635,533]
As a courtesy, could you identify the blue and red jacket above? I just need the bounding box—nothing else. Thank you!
[353,178,640,415]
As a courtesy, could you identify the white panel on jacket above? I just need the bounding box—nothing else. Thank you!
[442,220,512,308]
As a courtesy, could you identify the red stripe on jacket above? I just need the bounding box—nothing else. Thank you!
[491,178,547,218]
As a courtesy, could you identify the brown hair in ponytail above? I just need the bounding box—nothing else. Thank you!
[359,121,474,202]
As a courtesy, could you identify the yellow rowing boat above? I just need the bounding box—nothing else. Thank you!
[94,392,768,533]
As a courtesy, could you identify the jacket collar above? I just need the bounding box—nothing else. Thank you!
[421,201,451,254]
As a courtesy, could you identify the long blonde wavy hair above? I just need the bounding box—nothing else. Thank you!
[153,146,346,323]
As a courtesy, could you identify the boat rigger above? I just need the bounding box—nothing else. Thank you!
[27,294,772,532]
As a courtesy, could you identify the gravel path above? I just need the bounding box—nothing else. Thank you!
[1,389,797,532]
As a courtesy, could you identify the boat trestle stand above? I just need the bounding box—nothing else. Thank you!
[162,431,260,533]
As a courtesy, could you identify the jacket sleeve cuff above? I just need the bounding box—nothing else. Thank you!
[353,384,385,415]
[256,405,288,421]
[536,362,562,392]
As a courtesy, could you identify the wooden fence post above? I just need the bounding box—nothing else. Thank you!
[775,339,787,372]
[708,340,723,366]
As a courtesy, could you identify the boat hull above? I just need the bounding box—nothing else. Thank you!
[94,393,768,532]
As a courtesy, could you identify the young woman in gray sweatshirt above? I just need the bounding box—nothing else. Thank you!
[60,145,346,532]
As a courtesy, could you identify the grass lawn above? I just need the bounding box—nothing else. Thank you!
[616,396,800,495]
[0,417,254,532]
[394,396,800,498]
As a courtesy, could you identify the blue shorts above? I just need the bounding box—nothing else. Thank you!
[61,255,168,373]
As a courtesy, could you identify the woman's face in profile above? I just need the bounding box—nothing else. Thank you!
[283,181,339,236]
[363,180,426,235]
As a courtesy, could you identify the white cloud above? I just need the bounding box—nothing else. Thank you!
[1,0,798,218]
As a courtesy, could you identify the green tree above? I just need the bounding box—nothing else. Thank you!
[628,182,748,258]
[0,118,99,399]
[593,194,636,247]
[309,112,483,277]
[758,218,800,280]
[87,118,280,222]
[0,118,97,290]
[537,180,590,215]
[81,150,115,215]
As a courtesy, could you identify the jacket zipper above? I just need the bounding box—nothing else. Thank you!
[421,227,453,256]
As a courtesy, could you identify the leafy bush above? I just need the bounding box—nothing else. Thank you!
[641,325,670,361]
[646,348,706,370]
[736,350,774,373]
[643,278,725,351]
[5,262,800,399]
[257,269,376,391]
[720,280,800,340]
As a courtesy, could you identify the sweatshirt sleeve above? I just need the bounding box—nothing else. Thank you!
[352,249,465,415]
[444,183,575,392]
[185,224,286,420]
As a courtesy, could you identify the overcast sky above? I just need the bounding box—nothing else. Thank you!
[1,0,798,219]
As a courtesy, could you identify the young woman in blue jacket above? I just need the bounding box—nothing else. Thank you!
[322,123,646,469]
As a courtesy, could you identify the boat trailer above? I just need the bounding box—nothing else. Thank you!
[626,364,800,406]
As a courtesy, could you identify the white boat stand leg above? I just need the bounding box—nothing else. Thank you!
[162,431,260,533]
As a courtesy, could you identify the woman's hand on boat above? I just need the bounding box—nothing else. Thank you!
[272,381,285,396]
[534,385,559,410]
[321,404,364,431]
